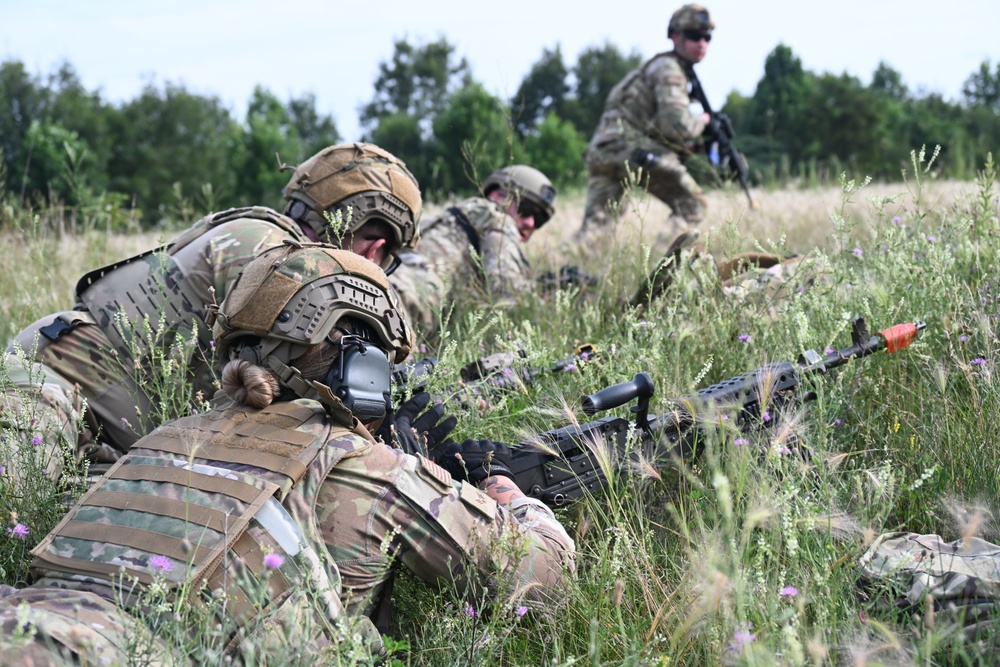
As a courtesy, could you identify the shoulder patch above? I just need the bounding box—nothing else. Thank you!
[459,481,497,520]
[417,455,455,493]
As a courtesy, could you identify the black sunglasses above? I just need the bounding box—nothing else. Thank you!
[517,200,543,220]
[682,30,712,43]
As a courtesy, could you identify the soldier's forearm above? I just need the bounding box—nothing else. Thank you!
[480,475,525,506]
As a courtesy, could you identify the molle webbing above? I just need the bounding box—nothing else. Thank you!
[31,456,278,589]
[76,247,214,360]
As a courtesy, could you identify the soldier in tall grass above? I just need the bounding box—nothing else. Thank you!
[390,165,557,342]
[2,143,422,486]
[0,245,575,665]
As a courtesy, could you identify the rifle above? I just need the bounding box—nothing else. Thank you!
[685,65,757,210]
[391,343,598,403]
[509,318,924,507]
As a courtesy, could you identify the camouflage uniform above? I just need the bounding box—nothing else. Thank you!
[0,396,575,664]
[859,532,1000,643]
[580,50,708,240]
[390,197,532,339]
[3,207,308,482]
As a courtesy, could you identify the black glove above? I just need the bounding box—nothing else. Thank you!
[434,439,516,486]
[630,148,659,168]
[376,392,457,457]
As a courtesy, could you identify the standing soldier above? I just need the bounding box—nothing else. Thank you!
[2,143,421,485]
[390,165,556,342]
[0,245,575,665]
[577,4,715,243]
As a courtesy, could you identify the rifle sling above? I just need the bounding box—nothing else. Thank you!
[448,207,481,255]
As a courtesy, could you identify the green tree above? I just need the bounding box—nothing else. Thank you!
[236,86,304,208]
[429,83,514,196]
[742,44,812,161]
[361,37,471,134]
[962,60,1000,110]
[0,60,52,200]
[511,46,570,138]
[286,92,340,157]
[871,62,909,102]
[563,43,642,137]
[107,82,241,221]
[519,113,587,188]
[369,113,428,188]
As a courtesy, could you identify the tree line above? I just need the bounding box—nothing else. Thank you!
[2,40,999,227]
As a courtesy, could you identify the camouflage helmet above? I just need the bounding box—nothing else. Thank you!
[480,165,557,228]
[668,4,715,37]
[211,242,412,417]
[282,143,422,273]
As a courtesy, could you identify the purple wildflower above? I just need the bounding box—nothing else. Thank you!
[0,465,5,475]
[972,357,987,366]
[149,555,173,572]
[738,334,750,343]
[926,235,936,243]
[762,411,771,423]
[564,363,577,372]
[31,436,41,447]
[958,335,969,343]
[8,523,29,539]
[121,418,130,429]
[825,348,835,355]
[515,606,528,617]
[778,445,792,456]
[852,247,863,257]
[728,623,756,656]
[734,437,749,446]
[580,352,590,361]
[892,216,901,224]
[464,605,477,618]
[780,585,798,598]
[263,553,285,569]
[209,340,216,350]
[833,419,842,427]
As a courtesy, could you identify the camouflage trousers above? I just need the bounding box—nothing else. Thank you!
[579,142,706,241]
[0,585,175,667]
[4,311,156,483]
[859,532,1000,644]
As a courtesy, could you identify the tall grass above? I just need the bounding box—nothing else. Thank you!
[2,152,999,664]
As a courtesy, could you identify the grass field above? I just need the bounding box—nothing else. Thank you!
[2,153,1000,665]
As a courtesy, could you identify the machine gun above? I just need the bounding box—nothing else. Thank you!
[509,318,924,507]
[686,65,757,210]
[391,344,598,403]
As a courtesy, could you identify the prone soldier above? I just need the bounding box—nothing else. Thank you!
[0,245,575,665]
[1,142,421,485]
[390,165,557,341]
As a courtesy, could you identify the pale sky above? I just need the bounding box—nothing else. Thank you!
[3,0,998,141]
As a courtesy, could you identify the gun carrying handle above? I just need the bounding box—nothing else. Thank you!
[581,372,655,416]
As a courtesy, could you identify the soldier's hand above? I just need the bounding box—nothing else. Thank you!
[377,392,457,457]
[434,439,515,486]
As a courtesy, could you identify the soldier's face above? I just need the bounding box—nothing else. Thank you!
[487,189,535,242]
[506,201,536,242]
[672,30,710,63]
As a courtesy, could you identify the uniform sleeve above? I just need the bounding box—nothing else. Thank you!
[315,443,575,615]
[477,211,534,304]
[648,55,707,144]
